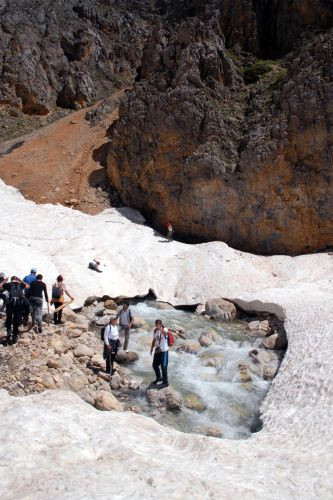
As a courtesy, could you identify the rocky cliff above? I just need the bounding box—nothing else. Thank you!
[1,0,332,254]
[107,0,333,254]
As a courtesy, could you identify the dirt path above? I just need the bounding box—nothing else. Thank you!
[0,93,122,214]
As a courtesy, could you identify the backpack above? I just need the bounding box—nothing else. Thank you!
[52,284,62,300]
[167,331,175,347]
[8,284,24,307]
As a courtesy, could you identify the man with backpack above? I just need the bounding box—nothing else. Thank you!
[116,302,133,352]
[29,274,49,333]
[0,276,30,344]
[103,316,120,376]
[150,320,171,389]
[22,268,37,325]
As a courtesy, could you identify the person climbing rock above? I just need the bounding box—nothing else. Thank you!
[150,320,169,389]
[103,316,120,375]
[0,276,29,344]
[51,275,74,325]
[166,221,174,241]
[29,274,48,333]
[88,259,102,273]
[117,302,133,352]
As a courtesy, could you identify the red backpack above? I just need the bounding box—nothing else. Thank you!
[167,330,175,347]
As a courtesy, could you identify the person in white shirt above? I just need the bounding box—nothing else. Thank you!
[150,319,169,389]
[103,316,120,375]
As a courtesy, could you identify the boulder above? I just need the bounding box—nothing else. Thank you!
[84,296,99,307]
[198,334,213,347]
[195,304,206,315]
[176,340,201,355]
[238,363,252,383]
[262,331,287,350]
[73,345,94,358]
[116,351,139,364]
[97,371,110,382]
[205,299,236,322]
[70,376,87,392]
[51,339,66,355]
[131,317,144,329]
[147,386,182,412]
[94,391,124,412]
[68,329,83,339]
[129,378,143,390]
[247,320,271,337]
[110,372,121,390]
[92,303,105,317]
[197,426,223,438]
[90,354,105,370]
[104,299,118,310]
[95,316,111,327]
[47,358,63,370]
[78,387,96,406]
[63,309,77,322]
[184,393,206,412]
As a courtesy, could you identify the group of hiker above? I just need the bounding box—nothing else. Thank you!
[103,308,171,389]
[0,269,73,343]
[0,270,172,389]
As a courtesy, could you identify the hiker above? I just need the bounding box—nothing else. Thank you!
[51,275,74,325]
[88,259,102,273]
[23,268,37,285]
[166,221,174,241]
[103,316,120,375]
[150,320,169,389]
[117,302,133,352]
[0,272,7,316]
[29,274,49,333]
[22,268,37,325]
[0,276,29,344]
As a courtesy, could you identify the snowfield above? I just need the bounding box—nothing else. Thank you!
[0,180,332,499]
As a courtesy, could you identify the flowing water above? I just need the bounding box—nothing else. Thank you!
[115,303,274,439]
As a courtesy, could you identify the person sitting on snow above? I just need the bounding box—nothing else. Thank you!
[88,259,102,273]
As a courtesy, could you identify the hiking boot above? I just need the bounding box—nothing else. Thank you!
[151,378,162,385]
[158,383,169,390]
[12,336,17,344]
[38,326,42,333]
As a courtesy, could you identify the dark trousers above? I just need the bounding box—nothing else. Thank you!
[103,340,118,374]
[5,304,23,339]
[153,350,168,384]
[53,302,63,324]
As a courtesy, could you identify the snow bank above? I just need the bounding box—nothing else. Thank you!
[0,180,332,498]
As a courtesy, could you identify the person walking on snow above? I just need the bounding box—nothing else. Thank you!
[23,268,37,285]
[0,276,30,344]
[117,302,133,352]
[22,268,37,325]
[29,274,48,333]
[51,275,74,324]
[166,221,174,241]
[103,316,120,375]
[150,320,169,389]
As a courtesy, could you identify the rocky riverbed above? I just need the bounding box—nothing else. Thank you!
[0,296,285,440]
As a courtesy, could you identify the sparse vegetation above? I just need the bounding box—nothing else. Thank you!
[243,60,275,84]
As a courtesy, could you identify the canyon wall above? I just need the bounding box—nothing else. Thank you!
[107,0,333,254]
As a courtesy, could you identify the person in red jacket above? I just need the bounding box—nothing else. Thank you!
[166,221,174,241]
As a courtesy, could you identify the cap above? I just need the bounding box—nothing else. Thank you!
[31,268,37,273]
[163,327,168,333]
[0,272,5,278]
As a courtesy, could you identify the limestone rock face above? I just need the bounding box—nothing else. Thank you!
[107,4,333,255]
[0,0,149,114]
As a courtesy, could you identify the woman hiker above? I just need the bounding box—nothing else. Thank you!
[51,275,74,325]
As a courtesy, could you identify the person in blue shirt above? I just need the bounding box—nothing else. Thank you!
[22,268,37,325]
[23,268,37,285]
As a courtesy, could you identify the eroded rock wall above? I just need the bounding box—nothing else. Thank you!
[107,1,333,254]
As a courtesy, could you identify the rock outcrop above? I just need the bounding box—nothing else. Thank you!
[107,2,333,255]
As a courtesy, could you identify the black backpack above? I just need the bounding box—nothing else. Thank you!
[52,284,62,300]
[9,284,24,307]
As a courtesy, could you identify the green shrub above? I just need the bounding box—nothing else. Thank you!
[243,60,275,84]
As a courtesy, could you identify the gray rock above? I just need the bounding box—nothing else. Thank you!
[205,299,236,322]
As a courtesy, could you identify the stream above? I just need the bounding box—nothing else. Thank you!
[112,303,275,440]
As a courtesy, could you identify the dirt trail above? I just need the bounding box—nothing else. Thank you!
[0,93,122,214]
